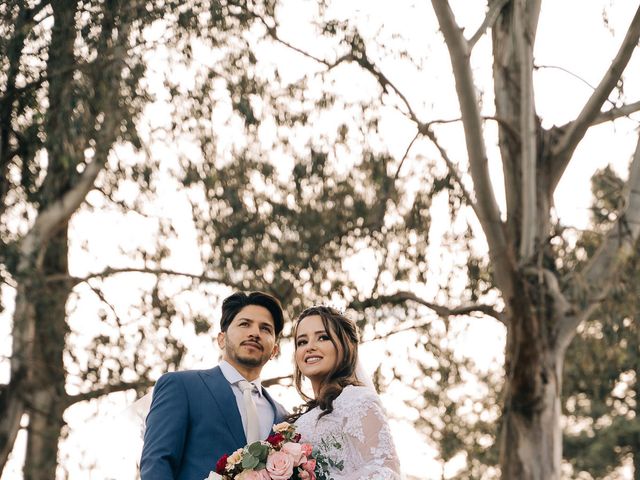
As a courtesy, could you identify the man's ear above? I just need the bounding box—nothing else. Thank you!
[217,331,225,350]
[270,343,279,359]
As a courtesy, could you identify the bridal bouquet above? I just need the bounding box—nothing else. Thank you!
[205,422,341,480]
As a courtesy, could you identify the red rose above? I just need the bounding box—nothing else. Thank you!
[267,432,285,446]
[215,454,229,474]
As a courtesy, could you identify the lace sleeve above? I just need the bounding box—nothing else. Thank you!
[342,390,402,480]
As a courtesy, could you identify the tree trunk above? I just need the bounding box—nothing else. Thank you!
[23,228,71,480]
[634,356,640,480]
[499,274,563,480]
[2,0,129,475]
[500,354,562,479]
[21,1,76,476]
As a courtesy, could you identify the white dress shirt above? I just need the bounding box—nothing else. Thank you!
[219,360,275,441]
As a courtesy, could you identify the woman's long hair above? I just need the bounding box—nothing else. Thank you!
[290,306,360,420]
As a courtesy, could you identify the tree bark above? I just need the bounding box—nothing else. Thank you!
[21,1,77,476]
[491,0,521,250]
[24,228,71,480]
[634,332,640,480]
[499,273,562,480]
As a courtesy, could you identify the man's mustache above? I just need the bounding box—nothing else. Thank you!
[241,340,263,350]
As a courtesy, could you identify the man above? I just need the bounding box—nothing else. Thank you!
[140,291,288,480]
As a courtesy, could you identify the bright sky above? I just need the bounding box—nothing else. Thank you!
[2,1,640,479]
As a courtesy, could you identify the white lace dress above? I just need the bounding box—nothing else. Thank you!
[294,385,402,479]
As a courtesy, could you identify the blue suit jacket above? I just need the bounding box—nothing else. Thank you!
[140,367,288,480]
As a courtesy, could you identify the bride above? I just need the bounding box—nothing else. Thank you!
[291,306,402,479]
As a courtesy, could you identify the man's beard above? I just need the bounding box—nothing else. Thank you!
[236,353,263,367]
[228,343,268,367]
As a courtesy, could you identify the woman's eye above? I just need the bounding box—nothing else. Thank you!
[296,340,307,347]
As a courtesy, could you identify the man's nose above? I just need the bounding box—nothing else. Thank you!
[247,324,262,337]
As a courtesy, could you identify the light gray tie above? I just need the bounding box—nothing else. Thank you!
[237,380,260,444]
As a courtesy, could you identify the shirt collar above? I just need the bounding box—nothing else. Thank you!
[219,360,263,396]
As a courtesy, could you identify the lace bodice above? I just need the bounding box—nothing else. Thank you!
[294,385,402,480]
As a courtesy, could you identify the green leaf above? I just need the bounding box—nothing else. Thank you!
[241,454,259,470]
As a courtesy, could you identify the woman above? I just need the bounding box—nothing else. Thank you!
[292,306,402,479]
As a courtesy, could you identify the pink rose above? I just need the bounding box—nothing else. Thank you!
[299,463,316,480]
[265,451,294,480]
[301,458,316,479]
[236,470,271,480]
[281,442,306,466]
[300,443,313,457]
[298,470,311,480]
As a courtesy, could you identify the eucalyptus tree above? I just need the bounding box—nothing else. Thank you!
[411,3,640,477]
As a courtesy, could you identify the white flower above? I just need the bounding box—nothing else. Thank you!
[272,422,292,433]
[227,447,244,467]
[205,472,223,480]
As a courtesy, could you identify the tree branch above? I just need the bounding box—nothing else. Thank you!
[240,4,352,72]
[394,130,420,180]
[431,0,513,298]
[363,322,432,342]
[255,15,329,66]
[349,291,504,323]
[349,45,422,124]
[534,64,615,106]
[420,125,477,211]
[550,5,640,191]
[427,115,521,143]
[46,267,246,291]
[558,131,640,347]
[468,0,510,49]
[20,158,105,260]
[591,100,640,126]
[262,375,293,388]
[65,379,156,407]
[515,0,537,261]
[0,374,27,472]
[85,282,124,325]
[244,3,423,127]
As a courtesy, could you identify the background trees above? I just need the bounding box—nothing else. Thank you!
[1,0,156,477]
[0,1,275,477]
[563,167,640,479]
[2,1,640,479]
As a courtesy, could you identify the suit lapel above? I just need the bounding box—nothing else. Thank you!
[199,367,246,446]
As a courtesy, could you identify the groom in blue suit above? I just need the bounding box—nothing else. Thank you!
[140,291,288,480]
